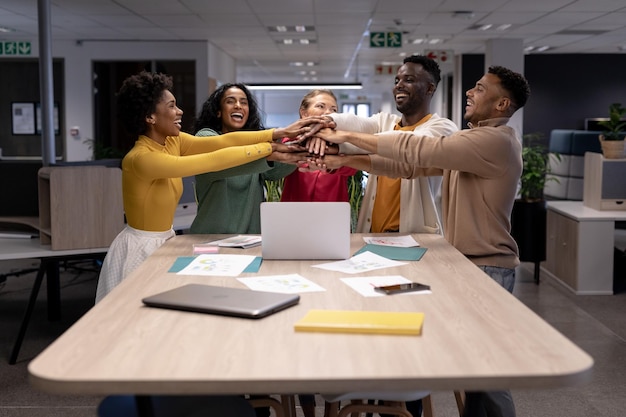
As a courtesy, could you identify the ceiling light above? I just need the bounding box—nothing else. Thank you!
[290,61,318,68]
[0,26,15,33]
[279,39,316,45]
[248,83,363,91]
[412,38,443,45]
[269,25,315,33]
[469,23,512,31]
[525,45,550,53]
[453,11,475,19]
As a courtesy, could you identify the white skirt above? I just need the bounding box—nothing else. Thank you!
[95,225,175,304]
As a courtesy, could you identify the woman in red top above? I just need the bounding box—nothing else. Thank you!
[280,89,357,202]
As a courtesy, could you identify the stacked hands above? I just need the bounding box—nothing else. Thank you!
[270,115,343,172]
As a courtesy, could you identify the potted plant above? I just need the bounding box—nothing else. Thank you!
[598,102,626,159]
[511,133,560,283]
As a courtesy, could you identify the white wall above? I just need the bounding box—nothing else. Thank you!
[207,43,236,86]
[252,89,389,127]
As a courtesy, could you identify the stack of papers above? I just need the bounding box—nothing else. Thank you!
[206,235,261,248]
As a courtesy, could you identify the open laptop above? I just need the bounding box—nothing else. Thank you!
[260,202,351,260]
[142,284,300,319]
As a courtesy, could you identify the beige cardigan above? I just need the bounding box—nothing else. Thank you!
[332,112,458,234]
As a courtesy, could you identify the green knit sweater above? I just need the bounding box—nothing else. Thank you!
[189,128,295,234]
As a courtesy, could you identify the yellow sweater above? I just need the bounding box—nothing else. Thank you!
[122,130,273,231]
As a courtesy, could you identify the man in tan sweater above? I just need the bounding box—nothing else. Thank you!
[306,65,531,417]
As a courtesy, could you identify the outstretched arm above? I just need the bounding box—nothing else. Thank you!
[313,128,379,154]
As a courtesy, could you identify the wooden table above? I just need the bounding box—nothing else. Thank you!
[28,233,593,397]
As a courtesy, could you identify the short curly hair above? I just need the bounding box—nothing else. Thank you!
[116,71,173,136]
[193,83,265,133]
[488,66,531,111]
[403,55,441,86]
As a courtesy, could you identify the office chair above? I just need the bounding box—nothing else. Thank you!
[247,394,296,417]
[322,390,465,417]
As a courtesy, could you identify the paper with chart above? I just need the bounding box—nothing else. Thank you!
[237,274,325,294]
[311,251,406,274]
[363,235,420,247]
[176,254,256,276]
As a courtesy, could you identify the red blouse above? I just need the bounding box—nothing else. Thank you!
[280,167,357,202]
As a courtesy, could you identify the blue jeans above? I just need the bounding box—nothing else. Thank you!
[478,265,515,293]
[463,265,517,417]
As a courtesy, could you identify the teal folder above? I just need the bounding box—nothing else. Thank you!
[168,256,263,273]
[353,244,427,261]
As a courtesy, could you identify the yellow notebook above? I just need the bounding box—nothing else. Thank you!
[294,309,424,336]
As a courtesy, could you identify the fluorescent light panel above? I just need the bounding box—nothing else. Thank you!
[268,25,314,33]
[278,39,316,45]
[248,83,362,91]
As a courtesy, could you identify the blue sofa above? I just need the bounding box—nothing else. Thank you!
[543,129,603,200]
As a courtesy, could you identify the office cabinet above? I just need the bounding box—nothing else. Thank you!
[545,210,578,290]
[38,166,124,250]
[543,201,625,295]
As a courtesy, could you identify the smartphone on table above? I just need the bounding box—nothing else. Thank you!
[374,282,430,295]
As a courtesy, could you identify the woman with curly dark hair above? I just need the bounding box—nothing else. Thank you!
[190,83,305,234]
[95,72,315,303]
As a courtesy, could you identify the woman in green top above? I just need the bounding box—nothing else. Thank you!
[190,83,306,234]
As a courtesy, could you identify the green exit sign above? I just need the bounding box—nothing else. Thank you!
[0,41,32,56]
[370,32,402,48]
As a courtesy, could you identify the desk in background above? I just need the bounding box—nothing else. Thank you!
[0,236,109,364]
[544,201,626,295]
[29,233,592,402]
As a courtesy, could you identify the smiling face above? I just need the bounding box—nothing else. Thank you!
[218,87,249,133]
[145,89,183,144]
[393,62,435,122]
[299,93,338,118]
[464,72,510,125]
